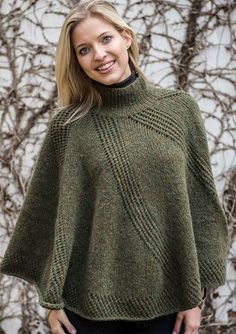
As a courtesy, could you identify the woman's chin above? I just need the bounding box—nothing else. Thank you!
[93,73,128,86]
[93,74,116,85]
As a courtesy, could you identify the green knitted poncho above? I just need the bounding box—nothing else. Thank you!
[1,74,229,321]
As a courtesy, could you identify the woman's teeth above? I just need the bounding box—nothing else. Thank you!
[97,61,115,71]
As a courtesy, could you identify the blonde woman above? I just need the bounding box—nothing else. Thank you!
[1,1,229,334]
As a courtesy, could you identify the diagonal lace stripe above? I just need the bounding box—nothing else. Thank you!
[128,108,216,194]
[44,205,71,304]
[128,108,186,151]
[186,139,216,192]
[93,116,167,258]
[92,115,198,293]
[176,95,217,193]
[199,259,226,286]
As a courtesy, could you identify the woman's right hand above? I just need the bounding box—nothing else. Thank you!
[46,309,77,334]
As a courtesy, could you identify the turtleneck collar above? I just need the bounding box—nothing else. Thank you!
[91,73,152,118]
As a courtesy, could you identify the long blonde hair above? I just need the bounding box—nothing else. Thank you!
[55,0,146,125]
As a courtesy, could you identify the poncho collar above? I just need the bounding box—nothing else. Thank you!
[91,73,151,118]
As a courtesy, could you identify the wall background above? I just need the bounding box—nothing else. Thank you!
[0,0,235,333]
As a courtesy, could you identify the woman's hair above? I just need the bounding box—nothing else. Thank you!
[55,0,146,125]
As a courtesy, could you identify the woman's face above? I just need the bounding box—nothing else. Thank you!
[71,16,132,85]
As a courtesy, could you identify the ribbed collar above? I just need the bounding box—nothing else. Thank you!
[91,74,151,118]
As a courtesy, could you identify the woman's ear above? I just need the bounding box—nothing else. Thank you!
[126,40,131,49]
[121,30,132,49]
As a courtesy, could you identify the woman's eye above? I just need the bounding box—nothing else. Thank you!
[102,36,112,44]
[79,47,89,55]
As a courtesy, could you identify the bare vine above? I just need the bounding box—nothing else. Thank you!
[0,0,235,332]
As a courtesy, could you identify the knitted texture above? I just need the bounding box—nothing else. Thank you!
[1,75,229,321]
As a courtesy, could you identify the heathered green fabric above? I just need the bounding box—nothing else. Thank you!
[1,74,229,321]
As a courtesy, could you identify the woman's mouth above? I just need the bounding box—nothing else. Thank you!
[96,60,115,73]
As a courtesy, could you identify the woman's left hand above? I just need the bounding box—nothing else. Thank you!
[172,306,201,334]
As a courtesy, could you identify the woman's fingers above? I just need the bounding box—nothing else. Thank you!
[183,309,201,334]
[173,307,201,334]
[173,313,184,334]
[183,323,199,334]
[60,311,77,334]
[47,309,77,334]
[50,321,67,334]
[183,324,199,334]
[183,317,200,334]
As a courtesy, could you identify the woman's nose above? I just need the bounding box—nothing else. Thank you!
[93,46,107,60]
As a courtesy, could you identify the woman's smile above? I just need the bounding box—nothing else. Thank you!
[95,60,116,72]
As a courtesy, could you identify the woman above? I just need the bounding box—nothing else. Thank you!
[1,1,229,334]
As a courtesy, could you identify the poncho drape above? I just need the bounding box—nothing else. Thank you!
[1,75,229,320]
